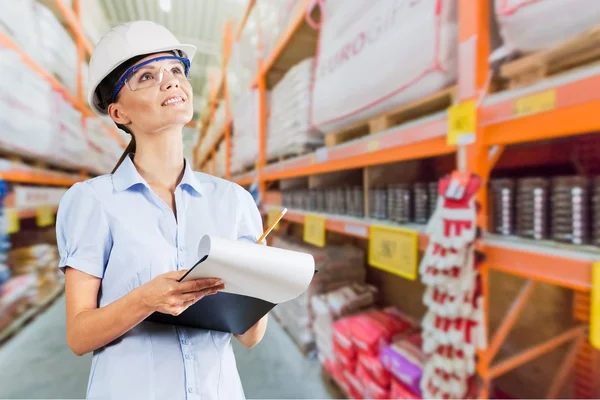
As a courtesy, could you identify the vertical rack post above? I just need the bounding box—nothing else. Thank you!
[223,22,232,180]
[257,65,267,195]
[73,0,84,103]
[458,0,492,397]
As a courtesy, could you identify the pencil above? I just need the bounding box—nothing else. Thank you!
[256,208,288,244]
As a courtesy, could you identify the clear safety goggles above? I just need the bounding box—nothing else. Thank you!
[111,55,191,102]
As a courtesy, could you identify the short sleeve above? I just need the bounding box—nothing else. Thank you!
[56,182,112,278]
[235,184,264,244]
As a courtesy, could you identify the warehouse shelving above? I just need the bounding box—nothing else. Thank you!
[0,0,126,179]
[194,0,600,398]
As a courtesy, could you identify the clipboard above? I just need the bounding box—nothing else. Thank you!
[146,256,277,334]
[144,220,315,335]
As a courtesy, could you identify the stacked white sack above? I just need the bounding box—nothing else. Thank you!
[228,5,261,101]
[33,2,78,95]
[0,49,55,159]
[495,0,600,53]
[311,0,458,133]
[231,89,260,173]
[267,58,321,159]
[257,0,305,61]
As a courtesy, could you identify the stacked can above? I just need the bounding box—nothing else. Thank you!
[387,183,412,224]
[428,181,439,220]
[346,186,364,218]
[551,176,590,245]
[516,177,549,240]
[490,179,515,236]
[593,177,600,247]
[336,188,346,215]
[413,182,429,224]
[369,187,388,220]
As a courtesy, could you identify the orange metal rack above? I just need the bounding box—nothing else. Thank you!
[197,1,600,398]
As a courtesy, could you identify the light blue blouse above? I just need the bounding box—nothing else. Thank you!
[55,154,263,400]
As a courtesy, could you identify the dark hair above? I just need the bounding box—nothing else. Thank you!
[95,54,147,174]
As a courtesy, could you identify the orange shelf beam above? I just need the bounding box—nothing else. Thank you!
[236,0,257,41]
[262,114,452,181]
[0,171,81,186]
[481,66,600,145]
[485,235,597,292]
[232,169,256,186]
[262,205,430,250]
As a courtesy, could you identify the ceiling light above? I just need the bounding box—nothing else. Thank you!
[159,0,172,12]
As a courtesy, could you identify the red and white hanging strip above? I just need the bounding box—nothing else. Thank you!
[419,173,485,399]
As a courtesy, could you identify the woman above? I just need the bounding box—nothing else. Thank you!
[56,21,267,399]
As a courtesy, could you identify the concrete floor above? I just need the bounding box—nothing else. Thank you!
[0,295,334,399]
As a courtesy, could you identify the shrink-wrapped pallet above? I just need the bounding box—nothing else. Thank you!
[231,89,260,173]
[495,0,600,53]
[311,0,458,133]
[270,236,366,350]
[267,58,321,159]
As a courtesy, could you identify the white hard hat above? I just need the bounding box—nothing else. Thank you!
[88,20,197,115]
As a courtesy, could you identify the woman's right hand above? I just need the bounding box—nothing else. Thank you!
[139,270,225,316]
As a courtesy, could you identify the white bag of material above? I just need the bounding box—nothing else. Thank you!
[231,89,260,173]
[267,58,321,159]
[311,0,458,133]
[495,0,600,53]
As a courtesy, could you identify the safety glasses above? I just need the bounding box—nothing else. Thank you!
[111,55,191,103]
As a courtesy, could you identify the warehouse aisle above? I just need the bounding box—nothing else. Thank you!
[0,295,332,399]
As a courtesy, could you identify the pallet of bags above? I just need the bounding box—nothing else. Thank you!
[33,2,78,94]
[8,244,60,304]
[231,89,260,174]
[0,48,57,160]
[311,0,458,134]
[495,0,600,53]
[312,283,378,366]
[267,58,322,160]
[0,274,37,333]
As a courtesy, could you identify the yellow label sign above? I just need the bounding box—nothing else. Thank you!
[6,209,19,234]
[591,261,600,349]
[447,100,477,146]
[514,89,556,117]
[36,206,55,227]
[267,207,281,231]
[304,215,326,247]
[369,225,418,280]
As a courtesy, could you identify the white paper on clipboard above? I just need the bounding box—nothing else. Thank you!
[181,235,315,304]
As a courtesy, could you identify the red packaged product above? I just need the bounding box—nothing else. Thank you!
[333,341,356,372]
[333,318,356,352]
[350,310,412,355]
[356,362,390,400]
[357,352,391,388]
[391,378,422,400]
[343,369,364,400]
